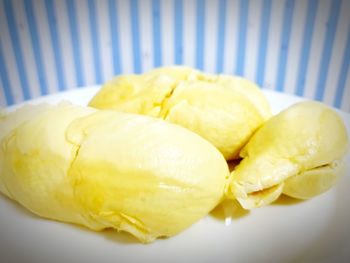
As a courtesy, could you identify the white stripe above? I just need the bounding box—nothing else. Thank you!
[342,70,350,111]
[33,0,58,94]
[96,0,114,81]
[263,0,284,90]
[203,0,218,73]
[160,0,174,66]
[13,0,41,98]
[117,0,133,74]
[139,0,153,72]
[0,2,23,103]
[244,0,262,81]
[183,0,196,67]
[55,0,77,89]
[303,0,330,100]
[76,0,94,86]
[0,77,6,107]
[323,0,350,107]
[284,0,307,96]
[223,0,239,75]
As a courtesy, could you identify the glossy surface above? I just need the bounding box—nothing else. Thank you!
[0,102,229,243]
[229,102,349,209]
[1,87,349,262]
[89,67,271,160]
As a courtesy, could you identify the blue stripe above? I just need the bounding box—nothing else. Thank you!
[174,0,183,65]
[45,0,66,91]
[296,0,318,96]
[276,0,295,92]
[3,0,31,100]
[66,0,85,86]
[216,0,226,73]
[256,0,272,87]
[195,0,205,70]
[24,0,48,96]
[130,0,142,73]
[152,0,162,67]
[236,0,248,75]
[108,0,121,75]
[0,38,14,105]
[334,24,350,108]
[315,0,341,101]
[88,0,103,83]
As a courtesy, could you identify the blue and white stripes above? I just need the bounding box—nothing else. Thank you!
[0,0,349,111]
[236,0,248,76]
[256,0,271,87]
[195,0,205,70]
[216,0,226,74]
[296,0,318,97]
[3,0,31,101]
[45,0,66,92]
[24,0,48,96]
[0,38,13,105]
[67,0,85,87]
[130,0,141,74]
[315,0,341,101]
[174,0,183,64]
[152,0,162,67]
[108,0,121,75]
[276,0,295,92]
[335,25,350,108]
[88,0,103,84]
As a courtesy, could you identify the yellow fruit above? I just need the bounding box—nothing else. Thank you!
[89,66,271,160]
[0,103,229,243]
[227,101,349,209]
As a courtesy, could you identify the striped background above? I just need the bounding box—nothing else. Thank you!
[0,0,349,111]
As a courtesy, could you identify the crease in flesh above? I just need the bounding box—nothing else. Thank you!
[157,81,178,120]
[64,113,154,243]
[243,160,339,198]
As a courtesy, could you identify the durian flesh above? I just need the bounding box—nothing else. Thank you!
[1,71,348,242]
[0,103,229,243]
[228,101,349,209]
[88,66,271,160]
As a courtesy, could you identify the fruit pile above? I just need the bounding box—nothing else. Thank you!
[0,66,348,243]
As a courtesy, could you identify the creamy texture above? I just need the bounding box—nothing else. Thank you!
[89,66,271,160]
[0,103,229,243]
[228,101,349,209]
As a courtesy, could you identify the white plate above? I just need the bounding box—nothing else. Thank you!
[1,87,350,263]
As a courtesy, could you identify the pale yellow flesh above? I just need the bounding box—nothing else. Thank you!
[234,183,284,210]
[89,66,271,160]
[228,101,349,209]
[0,103,229,243]
[283,161,345,199]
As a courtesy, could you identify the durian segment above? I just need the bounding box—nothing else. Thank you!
[228,101,348,209]
[0,103,229,243]
[89,66,271,160]
[283,161,344,199]
[88,66,198,117]
[214,75,271,121]
[0,104,95,221]
[236,183,284,210]
[159,80,265,159]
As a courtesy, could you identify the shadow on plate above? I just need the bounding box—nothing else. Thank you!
[272,194,306,206]
[210,199,250,221]
[287,170,350,262]
[0,192,41,219]
[99,228,139,244]
[0,192,139,245]
[210,193,306,222]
